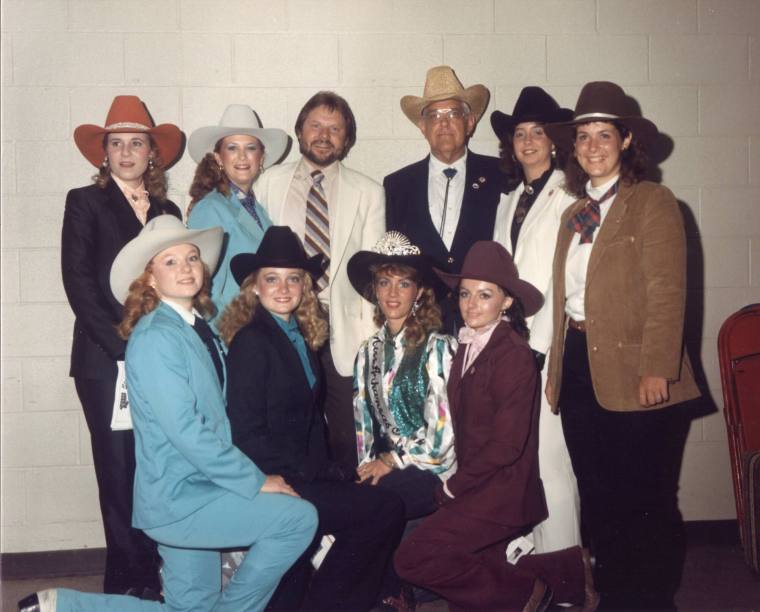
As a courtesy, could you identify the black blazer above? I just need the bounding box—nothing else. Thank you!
[61,180,181,379]
[384,150,503,273]
[226,306,330,482]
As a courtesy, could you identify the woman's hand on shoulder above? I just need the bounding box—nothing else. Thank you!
[356,457,393,485]
[260,474,300,498]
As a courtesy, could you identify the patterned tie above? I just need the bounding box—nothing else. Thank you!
[240,193,264,230]
[438,167,457,237]
[193,316,224,387]
[567,180,620,244]
[305,169,330,291]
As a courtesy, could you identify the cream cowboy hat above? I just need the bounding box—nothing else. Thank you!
[400,65,490,125]
[187,105,289,166]
[109,215,223,305]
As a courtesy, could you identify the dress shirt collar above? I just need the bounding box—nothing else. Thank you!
[228,181,253,200]
[429,149,467,178]
[295,156,339,182]
[161,298,201,326]
[585,174,620,201]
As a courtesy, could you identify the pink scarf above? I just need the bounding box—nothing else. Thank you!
[458,318,504,375]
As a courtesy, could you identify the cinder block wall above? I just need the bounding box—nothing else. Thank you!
[2,0,758,553]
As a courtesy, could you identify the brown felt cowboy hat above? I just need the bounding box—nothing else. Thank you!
[400,65,490,125]
[74,95,184,168]
[544,81,658,149]
[434,241,543,317]
[490,86,573,142]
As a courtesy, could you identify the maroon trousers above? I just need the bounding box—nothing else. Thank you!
[395,506,585,610]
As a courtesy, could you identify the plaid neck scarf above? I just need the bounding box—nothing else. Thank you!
[567,180,619,244]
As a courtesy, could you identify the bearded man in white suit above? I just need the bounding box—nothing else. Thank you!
[254,91,385,470]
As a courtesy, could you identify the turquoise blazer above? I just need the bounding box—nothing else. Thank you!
[125,302,265,529]
[187,189,272,324]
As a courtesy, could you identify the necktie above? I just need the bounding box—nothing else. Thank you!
[438,168,458,237]
[193,316,224,387]
[510,184,535,253]
[240,193,264,230]
[305,170,330,291]
[567,180,620,244]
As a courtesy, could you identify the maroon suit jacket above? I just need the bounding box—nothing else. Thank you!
[443,321,547,528]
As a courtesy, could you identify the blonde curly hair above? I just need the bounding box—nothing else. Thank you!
[368,263,442,349]
[218,270,328,350]
[117,263,216,339]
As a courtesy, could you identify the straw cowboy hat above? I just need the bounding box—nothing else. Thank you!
[347,231,446,299]
[74,95,183,168]
[188,105,289,166]
[109,215,223,305]
[230,226,324,287]
[490,86,573,142]
[400,65,490,124]
[434,241,543,317]
[544,81,659,149]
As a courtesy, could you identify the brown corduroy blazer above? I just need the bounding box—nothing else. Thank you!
[546,180,700,412]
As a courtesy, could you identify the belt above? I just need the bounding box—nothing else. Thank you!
[568,318,586,332]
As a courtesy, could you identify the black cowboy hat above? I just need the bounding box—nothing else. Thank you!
[490,86,573,142]
[347,231,447,300]
[230,226,324,286]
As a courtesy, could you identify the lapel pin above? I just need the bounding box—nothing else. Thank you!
[478,176,486,183]
[548,189,554,197]
[472,183,480,190]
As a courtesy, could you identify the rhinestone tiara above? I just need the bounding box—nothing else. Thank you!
[372,231,420,256]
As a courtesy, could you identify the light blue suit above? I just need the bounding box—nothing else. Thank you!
[53,303,317,611]
[187,189,272,325]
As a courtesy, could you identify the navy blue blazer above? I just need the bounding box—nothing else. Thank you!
[226,306,330,483]
[384,150,503,273]
[62,180,180,379]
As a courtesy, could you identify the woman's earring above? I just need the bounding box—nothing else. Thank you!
[101,156,109,168]
[218,164,224,173]
[148,158,155,170]
[511,154,517,162]
[551,147,556,159]
[411,299,420,318]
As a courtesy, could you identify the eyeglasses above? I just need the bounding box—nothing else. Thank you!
[422,108,469,123]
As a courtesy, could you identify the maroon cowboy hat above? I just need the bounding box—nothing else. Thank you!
[434,241,543,317]
[544,81,658,150]
[490,86,573,142]
[74,95,184,168]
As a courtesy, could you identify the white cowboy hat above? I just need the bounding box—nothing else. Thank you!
[400,65,490,125]
[187,104,289,165]
[109,215,224,305]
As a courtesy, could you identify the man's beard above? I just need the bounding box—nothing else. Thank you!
[299,138,343,168]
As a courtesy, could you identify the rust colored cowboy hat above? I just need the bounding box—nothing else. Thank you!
[400,65,490,125]
[544,81,658,149]
[434,240,543,317]
[74,95,184,168]
[490,86,573,142]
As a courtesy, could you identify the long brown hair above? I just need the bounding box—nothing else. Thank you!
[368,263,442,349]
[94,134,169,200]
[218,271,328,350]
[117,263,215,339]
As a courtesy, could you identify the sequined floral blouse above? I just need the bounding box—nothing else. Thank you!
[353,325,457,478]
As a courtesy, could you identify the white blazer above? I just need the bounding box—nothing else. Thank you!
[255,160,385,376]
[493,169,578,354]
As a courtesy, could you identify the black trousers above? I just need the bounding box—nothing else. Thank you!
[558,327,686,610]
[75,377,160,594]
[319,345,359,469]
[267,479,405,611]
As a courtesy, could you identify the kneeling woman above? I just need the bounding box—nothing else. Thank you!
[220,226,405,611]
[394,241,597,612]
[20,216,317,612]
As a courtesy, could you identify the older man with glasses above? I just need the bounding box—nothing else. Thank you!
[384,65,503,333]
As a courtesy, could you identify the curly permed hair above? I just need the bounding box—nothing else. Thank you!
[367,263,442,349]
[217,271,328,350]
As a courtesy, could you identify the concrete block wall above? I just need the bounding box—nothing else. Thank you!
[1,0,758,552]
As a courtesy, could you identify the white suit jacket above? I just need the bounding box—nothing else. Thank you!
[255,159,385,376]
[493,169,578,354]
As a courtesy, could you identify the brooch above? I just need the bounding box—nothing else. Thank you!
[472,183,480,189]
